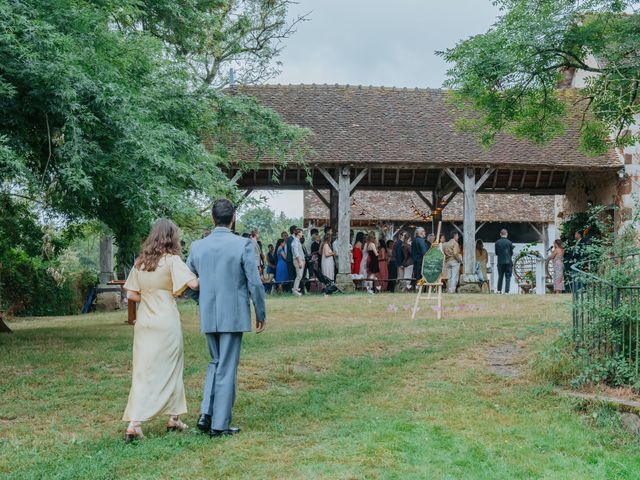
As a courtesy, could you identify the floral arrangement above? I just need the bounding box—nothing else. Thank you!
[523,270,535,285]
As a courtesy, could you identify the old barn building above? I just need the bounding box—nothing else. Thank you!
[232,84,625,289]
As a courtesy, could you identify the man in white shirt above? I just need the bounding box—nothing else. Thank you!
[291,228,305,296]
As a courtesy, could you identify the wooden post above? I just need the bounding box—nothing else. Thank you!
[128,300,137,324]
[0,264,10,333]
[336,166,354,291]
[329,188,339,235]
[462,167,478,282]
[99,235,115,284]
[536,257,546,295]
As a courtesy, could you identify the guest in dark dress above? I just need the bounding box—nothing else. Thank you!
[309,228,321,256]
[275,239,288,293]
[387,239,397,292]
[365,232,379,292]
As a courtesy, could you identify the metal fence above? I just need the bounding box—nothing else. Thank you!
[572,253,640,374]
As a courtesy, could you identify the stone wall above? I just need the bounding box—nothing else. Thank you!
[557,147,638,233]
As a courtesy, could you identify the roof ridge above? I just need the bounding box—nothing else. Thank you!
[241,83,445,93]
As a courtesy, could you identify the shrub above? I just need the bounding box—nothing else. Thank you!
[0,249,97,317]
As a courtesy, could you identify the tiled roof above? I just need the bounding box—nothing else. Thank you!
[304,190,555,224]
[237,84,620,170]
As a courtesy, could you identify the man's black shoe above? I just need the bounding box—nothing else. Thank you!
[208,427,241,437]
[197,414,211,432]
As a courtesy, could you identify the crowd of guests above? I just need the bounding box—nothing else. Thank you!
[225,224,583,296]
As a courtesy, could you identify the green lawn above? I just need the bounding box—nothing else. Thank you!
[1,293,639,479]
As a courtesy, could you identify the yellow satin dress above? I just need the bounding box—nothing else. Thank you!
[122,254,196,422]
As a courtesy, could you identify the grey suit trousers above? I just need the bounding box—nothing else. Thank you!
[201,332,243,430]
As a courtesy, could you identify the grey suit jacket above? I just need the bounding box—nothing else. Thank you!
[187,227,267,333]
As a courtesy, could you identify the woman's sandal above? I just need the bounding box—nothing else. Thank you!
[166,416,189,432]
[124,423,145,443]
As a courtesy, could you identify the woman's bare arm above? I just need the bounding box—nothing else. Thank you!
[126,290,141,302]
[187,278,199,291]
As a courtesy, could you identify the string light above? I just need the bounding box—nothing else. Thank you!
[410,201,433,222]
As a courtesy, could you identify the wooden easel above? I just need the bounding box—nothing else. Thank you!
[411,222,444,320]
[411,281,443,320]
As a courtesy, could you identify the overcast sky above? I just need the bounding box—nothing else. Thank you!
[254,0,501,217]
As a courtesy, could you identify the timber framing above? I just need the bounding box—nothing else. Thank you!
[228,165,575,194]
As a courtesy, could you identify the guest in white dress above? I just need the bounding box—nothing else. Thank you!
[321,233,336,281]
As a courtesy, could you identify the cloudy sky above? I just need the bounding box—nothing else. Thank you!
[254,0,501,217]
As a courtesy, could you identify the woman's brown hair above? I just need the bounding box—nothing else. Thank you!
[134,219,181,271]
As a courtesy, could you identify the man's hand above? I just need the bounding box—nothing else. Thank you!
[255,319,266,334]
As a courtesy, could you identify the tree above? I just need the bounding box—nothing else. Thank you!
[0,1,308,269]
[235,205,302,247]
[111,0,308,87]
[438,0,640,154]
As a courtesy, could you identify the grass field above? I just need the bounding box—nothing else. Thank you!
[2,293,640,479]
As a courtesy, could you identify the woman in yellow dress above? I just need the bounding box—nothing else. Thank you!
[122,219,199,442]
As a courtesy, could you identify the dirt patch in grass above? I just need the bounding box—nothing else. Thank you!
[577,384,640,404]
[484,342,528,378]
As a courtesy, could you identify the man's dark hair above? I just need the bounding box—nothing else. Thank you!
[289,224,297,235]
[310,228,319,236]
[211,199,235,227]
[450,231,459,240]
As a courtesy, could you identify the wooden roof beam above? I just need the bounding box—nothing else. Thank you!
[350,168,369,193]
[507,170,514,189]
[415,191,434,210]
[317,166,339,190]
[476,168,495,192]
[230,170,242,184]
[444,168,464,191]
[312,188,330,209]
[519,170,527,189]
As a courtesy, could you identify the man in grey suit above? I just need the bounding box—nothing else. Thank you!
[187,199,266,437]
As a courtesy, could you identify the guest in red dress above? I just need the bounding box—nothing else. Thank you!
[352,232,364,275]
[377,239,389,291]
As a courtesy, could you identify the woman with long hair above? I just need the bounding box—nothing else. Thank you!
[364,232,379,292]
[475,239,489,290]
[274,238,288,293]
[377,238,388,291]
[352,231,365,275]
[550,239,565,293]
[122,219,199,442]
[439,233,448,291]
[321,233,336,281]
